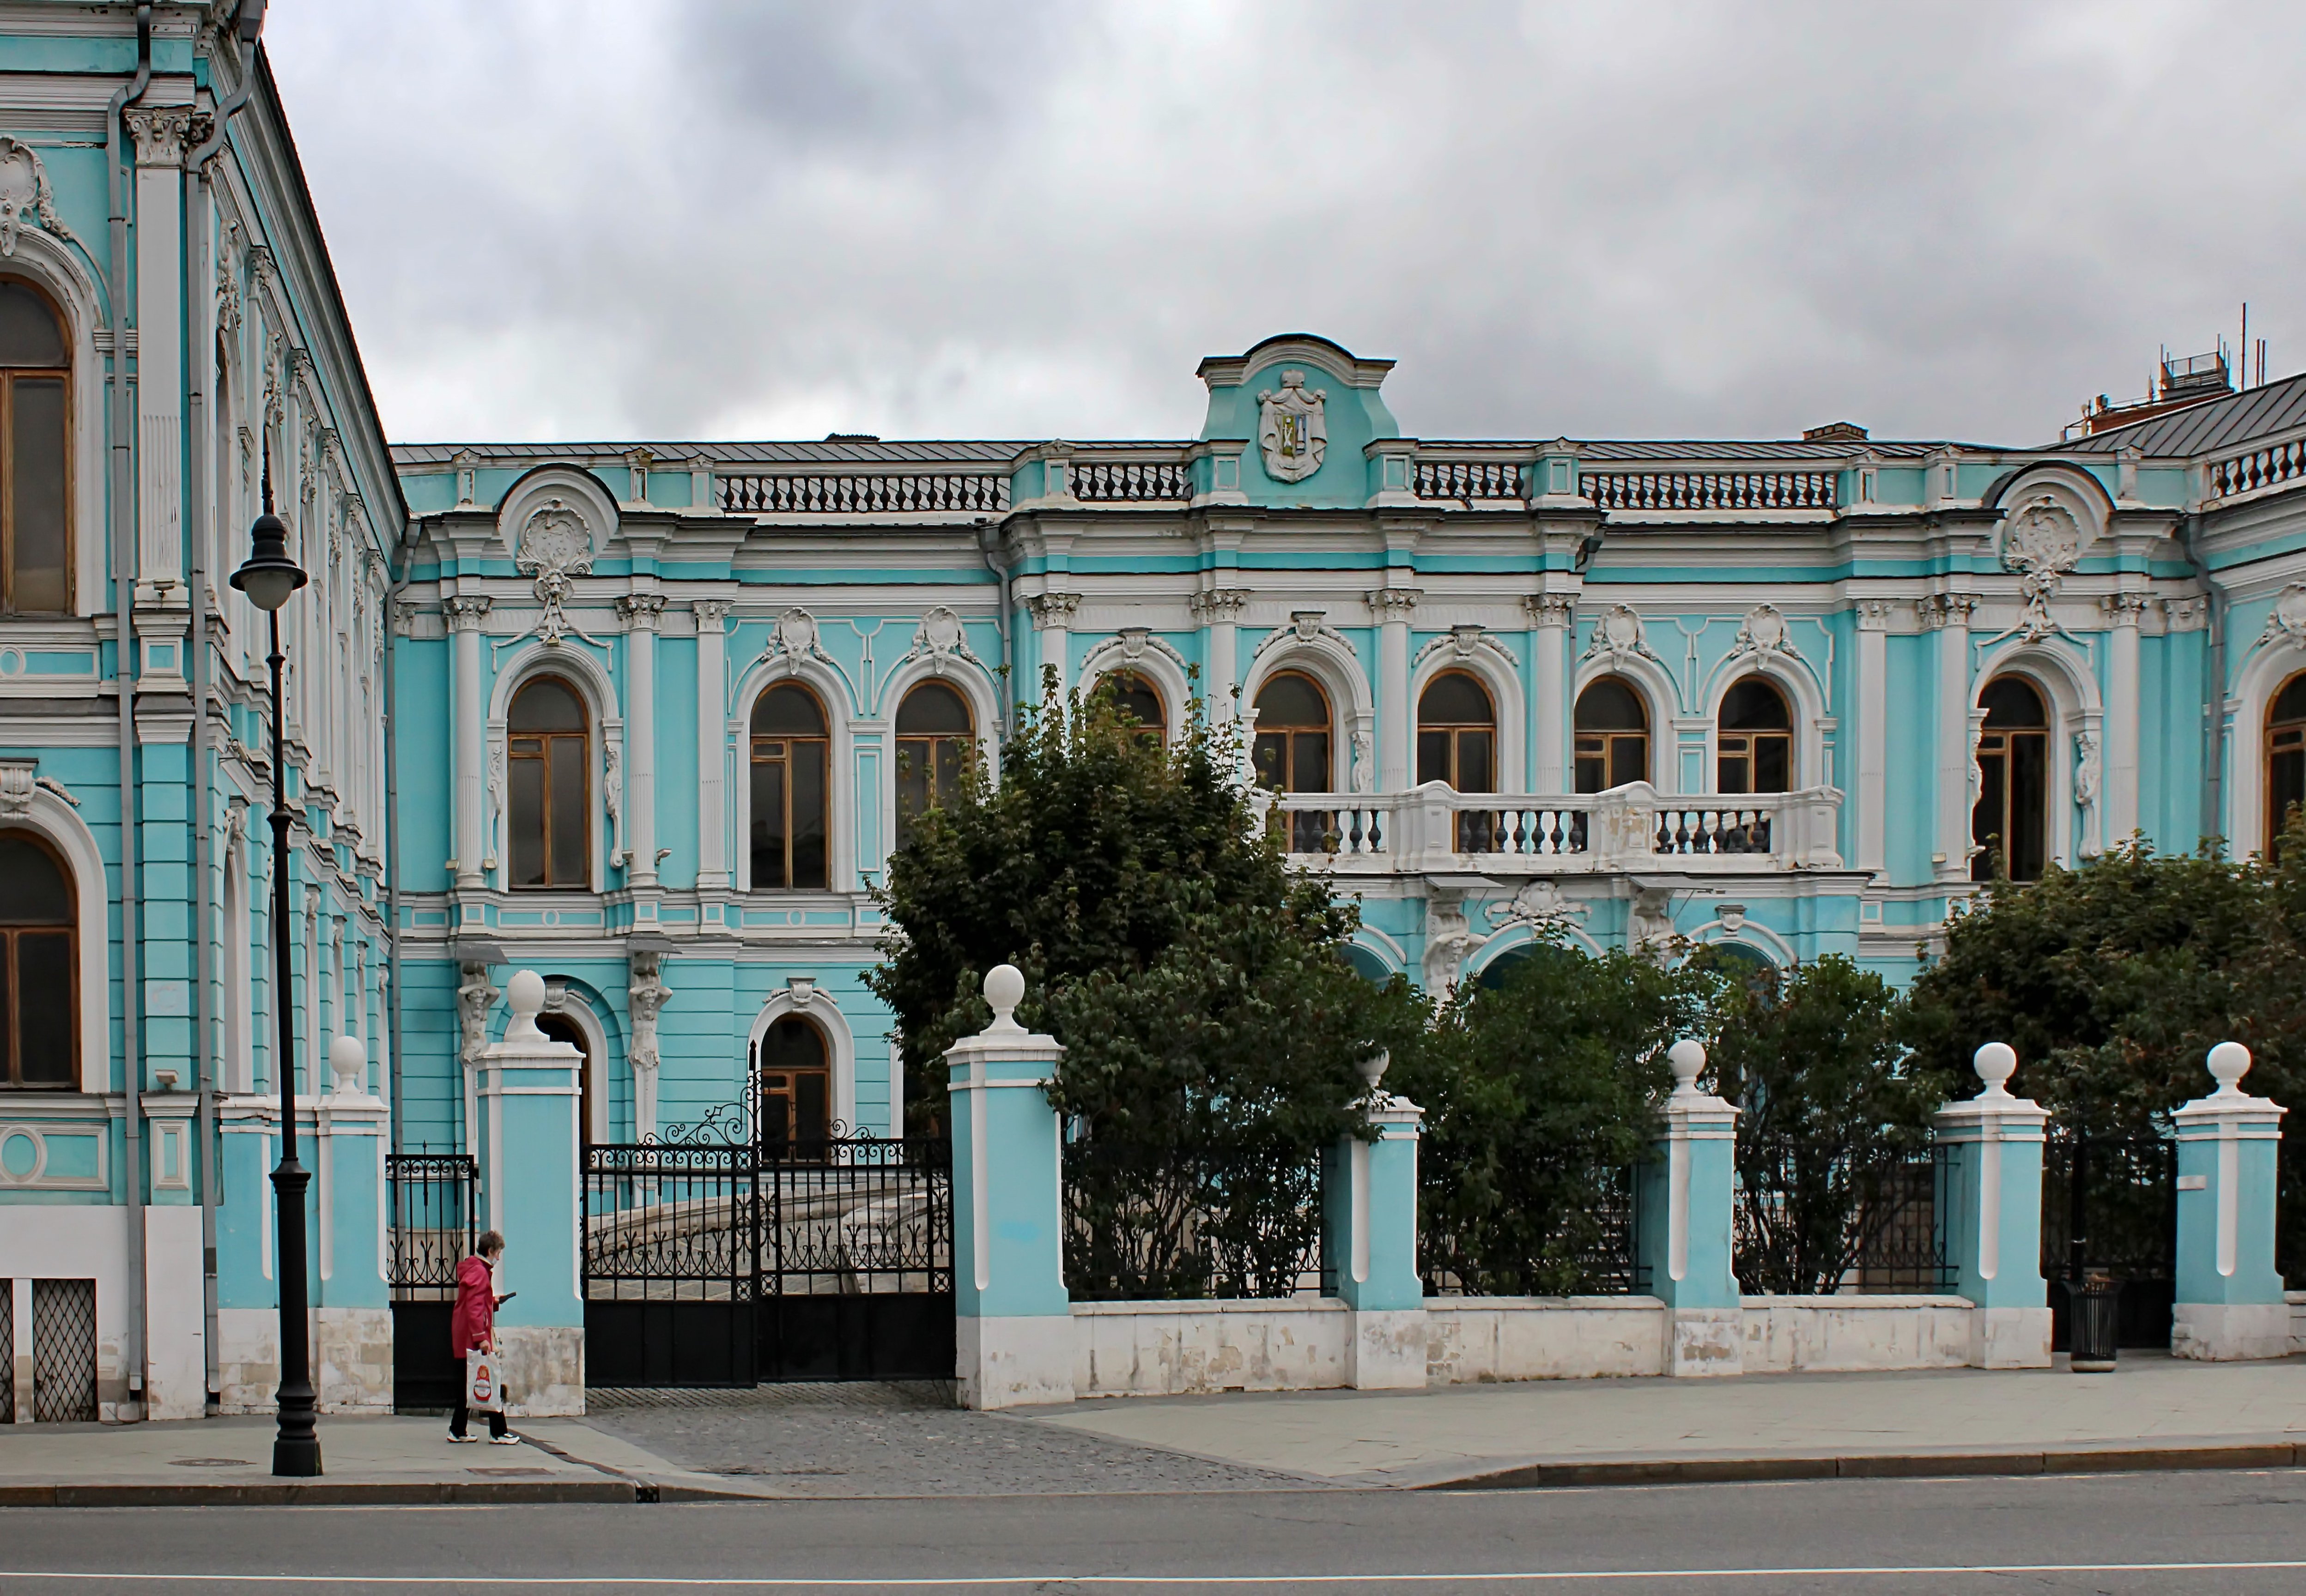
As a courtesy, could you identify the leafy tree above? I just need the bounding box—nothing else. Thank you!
[1394,939,1712,1296]
[1706,954,1949,1294]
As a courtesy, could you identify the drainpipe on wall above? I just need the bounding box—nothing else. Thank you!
[106,0,153,1418]
[183,0,267,1410]
[978,518,1009,733]
[383,517,419,1152]
[2180,508,2227,842]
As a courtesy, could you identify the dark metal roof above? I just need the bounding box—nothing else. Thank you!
[389,439,1030,468]
[2053,372,2306,457]
[1573,439,1954,463]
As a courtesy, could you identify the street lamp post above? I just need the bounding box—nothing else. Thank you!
[231,502,317,1477]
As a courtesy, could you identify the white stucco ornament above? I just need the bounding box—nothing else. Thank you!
[2001,496,2084,642]
[1582,603,1656,664]
[1729,603,1801,661]
[2256,583,2306,649]
[513,500,601,647]
[1256,369,1328,483]
[0,137,79,257]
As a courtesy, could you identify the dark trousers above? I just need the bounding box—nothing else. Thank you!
[450,1391,509,1439]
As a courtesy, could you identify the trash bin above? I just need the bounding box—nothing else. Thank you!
[2069,1274,2121,1372]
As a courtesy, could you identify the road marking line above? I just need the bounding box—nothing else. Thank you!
[4,1562,2306,1586]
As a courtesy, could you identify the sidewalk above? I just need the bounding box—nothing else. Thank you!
[3,1356,2302,1503]
[1022,1352,2306,1488]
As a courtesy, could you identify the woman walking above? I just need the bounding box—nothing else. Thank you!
[449,1228,519,1444]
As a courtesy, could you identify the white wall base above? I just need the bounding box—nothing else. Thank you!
[496,1325,585,1416]
[1741,1295,1977,1373]
[2287,1291,2306,1355]
[214,1307,278,1416]
[315,1307,394,1413]
[1347,1308,1429,1390]
[1426,1298,1666,1382]
[959,1313,1074,1409]
[1968,1305,2053,1369]
[1668,1306,1744,1376]
[1074,1298,1348,1396]
[142,1207,206,1421]
[2172,1301,2292,1362]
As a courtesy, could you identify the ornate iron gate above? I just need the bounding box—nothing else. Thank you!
[583,1124,953,1387]
[386,1152,479,1411]
[2041,1125,2176,1350]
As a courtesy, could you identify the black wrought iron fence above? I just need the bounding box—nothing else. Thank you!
[2278,1130,2306,1290]
[1734,1141,1951,1294]
[2040,1123,2175,1349]
[1061,1140,1330,1301]
[1422,1166,1646,1297]
[385,1152,479,1301]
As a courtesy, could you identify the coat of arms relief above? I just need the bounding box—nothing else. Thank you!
[1256,369,1328,483]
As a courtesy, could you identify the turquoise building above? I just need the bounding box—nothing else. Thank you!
[5,4,2306,1415]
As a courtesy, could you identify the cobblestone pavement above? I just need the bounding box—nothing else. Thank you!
[583,1382,1336,1496]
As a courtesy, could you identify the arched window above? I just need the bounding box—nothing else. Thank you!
[0,831,75,1087]
[536,1008,596,1141]
[755,1015,831,1145]
[894,680,973,851]
[1717,677,1793,794]
[2267,673,2306,856]
[508,677,589,889]
[1972,675,2049,882]
[1253,671,1333,852]
[1574,677,1649,793]
[751,683,829,889]
[1417,671,1495,791]
[1102,671,1165,745]
[0,278,70,614]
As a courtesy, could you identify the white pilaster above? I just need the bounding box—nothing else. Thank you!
[1927,594,1976,883]
[1525,593,1573,792]
[446,596,490,889]
[619,594,665,888]
[693,600,731,889]
[2102,594,2145,844]
[128,106,194,600]
[1856,599,1890,876]
[1027,592,1079,697]
[1190,588,1249,725]
[1369,587,1419,791]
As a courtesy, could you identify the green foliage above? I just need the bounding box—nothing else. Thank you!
[1395,940,1712,1296]
[1705,954,1950,1294]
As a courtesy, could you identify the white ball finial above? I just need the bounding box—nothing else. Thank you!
[2207,1040,2252,1096]
[328,1034,366,1096]
[505,969,546,1041]
[1668,1039,1706,1096]
[1357,1051,1391,1092]
[983,964,1026,1032]
[1973,1041,2018,1099]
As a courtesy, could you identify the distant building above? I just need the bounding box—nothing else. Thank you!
[5,5,2306,1416]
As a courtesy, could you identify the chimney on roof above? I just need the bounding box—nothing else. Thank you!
[1802,421,1869,443]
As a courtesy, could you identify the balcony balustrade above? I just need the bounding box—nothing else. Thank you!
[1267,781,1844,874]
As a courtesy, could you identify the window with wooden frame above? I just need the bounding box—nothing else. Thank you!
[751,683,829,889]
[507,677,590,889]
[894,680,972,852]
[1416,671,1495,791]
[753,1015,832,1145]
[0,279,70,615]
[1252,671,1334,853]
[1716,677,1793,794]
[1574,677,1649,793]
[0,830,76,1088]
[1971,675,2049,882]
[2267,673,2306,857]
[1100,671,1165,745]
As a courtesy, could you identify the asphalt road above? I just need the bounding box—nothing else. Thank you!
[1,1468,2304,1593]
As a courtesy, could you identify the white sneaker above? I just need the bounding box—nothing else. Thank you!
[447,1434,479,1445]
[489,1433,522,1446]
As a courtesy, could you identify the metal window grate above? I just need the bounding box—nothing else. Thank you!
[0,1281,12,1423]
[31,1278,96,1423]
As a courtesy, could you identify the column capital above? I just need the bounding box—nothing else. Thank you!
[617,592,668,630]
[2099,592,2151,628]
[1916,592,1977,630]
[1855,598,1895,633]
[1365,586,1420,623]
[1025,592,1080,628]
[1189,587,1251,621]
[127,106,206,168]
[692,598,734,631]
[1522,592,1576,629]
[443,594,492,631]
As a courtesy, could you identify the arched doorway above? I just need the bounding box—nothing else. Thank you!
[1972,676,2050,881]
[754,1014,833,1146]
[1717,677,1793,794]
[1574,677,1649,792]
[536,1008,595,1141]
[1419,670,1496,849]
[1252,671,1334,852]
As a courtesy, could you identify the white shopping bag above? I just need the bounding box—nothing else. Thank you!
[465,1348,505,1414]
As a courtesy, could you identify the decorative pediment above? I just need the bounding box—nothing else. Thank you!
[2257,584,2306,650]
[1252,610,1353,660]
[0,138,83,258]
[2000,495,2086,643]
[1488,878,1590,931]
[1413,624,1521,672]
[1083,626,1187,675]
[1726,603,1802,663]
[1580,604,1657,665]
[894,605,988,679]
[512,498,603,648]
[758,606,831,676]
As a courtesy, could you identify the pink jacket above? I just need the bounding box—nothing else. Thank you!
[450,1255,496,1357]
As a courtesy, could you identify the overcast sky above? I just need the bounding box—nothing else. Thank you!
[267,0,2306,450]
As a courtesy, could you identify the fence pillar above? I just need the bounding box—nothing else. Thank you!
[1931,1042,2052,1368]
[946,965,1072,1409]
[477,970,587,1415]
[312,1034,393,1411]
[1635,1040,1743,1376]
[2171,1042,2290,1361]
[1322,1052,1428,1390]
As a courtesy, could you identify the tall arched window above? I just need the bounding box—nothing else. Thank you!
[2267,672,2306,856]
[751,683,829,889]
[1253,671,1333,852]
[0,278,70,614]
[1972,675,2049,882]
[1417,671,1495,791]
[894,680,973,851]
[508,677,589,889]
[1717,677,1793,794]
[1574,677,1649,793]
[1102,671,1165,745]
[0,831,75,1087]
[754,1015,831,1145]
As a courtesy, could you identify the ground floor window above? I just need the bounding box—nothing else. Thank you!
[755,1016,831,1144]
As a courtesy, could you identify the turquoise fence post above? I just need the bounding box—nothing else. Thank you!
[1321,1052,1428,1390]
[947,964,1073,1409]
[1634,1040,1743,1376]
[313,1034,394,1410]
[477,970,587,1415]
[2172,1042,2290,1360]
[1931,1042,2052,1367]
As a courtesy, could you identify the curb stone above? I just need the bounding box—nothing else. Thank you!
[1426,1442,2306,1491]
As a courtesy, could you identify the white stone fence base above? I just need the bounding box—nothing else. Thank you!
[1072,1294,2031,1399]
